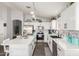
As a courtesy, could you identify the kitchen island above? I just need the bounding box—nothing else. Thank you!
[1,35,36,56]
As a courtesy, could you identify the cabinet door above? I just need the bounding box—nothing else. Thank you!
[48,38,52,53]
[49,40,51,50]
[57,45,64,56]
[52,40,57,56]
[51,20,57,29]
[50,39,52,52]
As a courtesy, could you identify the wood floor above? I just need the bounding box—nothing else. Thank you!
[33,42,45,56]
[33,42,52,56]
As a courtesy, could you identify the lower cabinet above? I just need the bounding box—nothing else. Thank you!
[48,37,64,56]
[48,37,53,53]
[52,40,64,56]
[52,40,57,56]
[57,43,64,56]
[49,40,64,56]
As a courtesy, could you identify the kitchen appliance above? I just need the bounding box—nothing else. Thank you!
[37,31,44,40]
[36,26,44,40]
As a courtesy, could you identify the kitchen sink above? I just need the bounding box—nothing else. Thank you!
[50,36,61,38]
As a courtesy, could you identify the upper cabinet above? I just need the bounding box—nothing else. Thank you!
[24,22,51,30]
[57,3,76,30]
[51,20,57,30]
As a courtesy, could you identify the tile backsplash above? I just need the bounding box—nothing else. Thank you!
[59,30,79,38]
[59,30,79,46]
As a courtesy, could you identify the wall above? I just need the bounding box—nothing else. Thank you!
[0,3,24,44]
[57,3,76,30]
[7,7,12,39]
[0,4,7,44]
[76,3,79,30]
[10,8,23,38]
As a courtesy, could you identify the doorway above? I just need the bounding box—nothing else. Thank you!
[13,20,22,38]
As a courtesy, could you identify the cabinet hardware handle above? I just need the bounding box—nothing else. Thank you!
[58,48,61,51]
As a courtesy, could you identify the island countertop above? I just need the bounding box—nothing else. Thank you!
[1,35,35,46]
[1,35,36,56]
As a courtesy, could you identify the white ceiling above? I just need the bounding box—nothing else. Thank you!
[2,2,70,18]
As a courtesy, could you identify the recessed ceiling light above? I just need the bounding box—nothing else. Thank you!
[30,11,34,15]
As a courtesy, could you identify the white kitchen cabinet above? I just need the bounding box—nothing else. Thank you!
[44,30,48,42]
[57,44,64,56]
[48,36,52,53]
[24,22,51,30]
[51,20,57,30]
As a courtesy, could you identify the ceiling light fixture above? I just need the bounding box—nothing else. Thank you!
[32,15,36,19]
[30,2,37,21]
[30,11,34,15]
[26,6,31,8]
[32,15,35,18]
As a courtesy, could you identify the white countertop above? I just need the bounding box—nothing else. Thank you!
[50,36,79,50]
[1,35,35,46]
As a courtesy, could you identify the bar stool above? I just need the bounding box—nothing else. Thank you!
[2,38,10,56]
